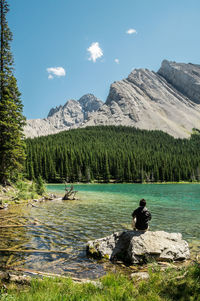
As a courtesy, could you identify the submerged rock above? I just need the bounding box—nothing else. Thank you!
[87,231,190,264]
[0,203,8,210]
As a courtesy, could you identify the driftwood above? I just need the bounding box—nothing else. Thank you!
[1,267,99,284]
[0,215,26,220]
[6,259,26,268]
[0,224,40,228]
[5,267,68,278]
[0,271,31,285]
[6,254,14,266]
[62,184,78,200]
[0,249,69,254]
[28,203,42,208]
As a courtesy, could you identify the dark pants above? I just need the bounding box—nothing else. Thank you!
[132,218,148,232]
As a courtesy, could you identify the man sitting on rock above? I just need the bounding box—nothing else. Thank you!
[131,199,151,231]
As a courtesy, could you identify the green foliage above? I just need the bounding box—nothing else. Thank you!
[192,128,200,135]
[0,178,43,201]
[25,126,200,183]
[159,264,200,301]
[0,264,199,301]
[15,179,31,200]
[0,0,26,185]
[35,175,46,195]
[14,179,39,200]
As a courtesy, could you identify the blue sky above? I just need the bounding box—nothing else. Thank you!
[9,0,200,119]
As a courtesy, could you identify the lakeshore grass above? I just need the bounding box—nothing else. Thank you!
[0,178,47,207]
[0,264,199,301]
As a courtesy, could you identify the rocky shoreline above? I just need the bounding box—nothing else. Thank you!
[0,184,59,210]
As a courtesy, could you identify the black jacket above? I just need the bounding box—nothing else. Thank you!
[131,206,151,230]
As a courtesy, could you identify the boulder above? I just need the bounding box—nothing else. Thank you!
[0,203,8,210]
[131,272,149,280]
[86,231,190,264]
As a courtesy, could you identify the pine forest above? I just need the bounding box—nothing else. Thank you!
[25,126,200,183]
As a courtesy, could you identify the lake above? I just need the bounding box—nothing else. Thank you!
[0,184,199,278]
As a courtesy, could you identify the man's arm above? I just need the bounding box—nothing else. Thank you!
[147,211,151,221]
[131,209,137,218]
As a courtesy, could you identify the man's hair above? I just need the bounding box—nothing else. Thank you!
[139,199,146,207]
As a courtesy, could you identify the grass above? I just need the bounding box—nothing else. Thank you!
[0,264,199,301]
[0,178,47,206]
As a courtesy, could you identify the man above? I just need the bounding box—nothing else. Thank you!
[131,199,151,231]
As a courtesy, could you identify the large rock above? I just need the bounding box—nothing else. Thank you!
[87,231,190,264]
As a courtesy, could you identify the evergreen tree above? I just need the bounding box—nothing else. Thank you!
[25,126,200,184]
[102,152,110,183]
[0,0,26,184]
[124,158,132,182]
[35,175,46,195]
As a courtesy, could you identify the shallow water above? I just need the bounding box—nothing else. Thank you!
[0,184,199,278]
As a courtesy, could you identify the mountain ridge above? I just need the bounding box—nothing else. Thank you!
[24,94,103,138]
[24,60,200,138]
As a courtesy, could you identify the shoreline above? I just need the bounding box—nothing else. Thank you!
[46,181,200,186]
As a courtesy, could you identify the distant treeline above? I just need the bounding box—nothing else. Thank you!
[25,126,200,183]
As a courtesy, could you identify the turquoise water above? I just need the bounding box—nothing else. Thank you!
[47,183,200,241]
[0,184,199,278]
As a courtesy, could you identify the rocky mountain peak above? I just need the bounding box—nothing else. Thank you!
[47,105,62,117]
[158,59,200,104]
[78,93,103,108]
[78,94,103,119]
[24,60,200,138]
[47,94,102,119]
[24,94,103,138]
[83,60,200,138]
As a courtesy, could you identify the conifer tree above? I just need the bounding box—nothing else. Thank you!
[102,152,110,183]
[0,0,26,184]
[25,126,200,184]
[36,175,46,195]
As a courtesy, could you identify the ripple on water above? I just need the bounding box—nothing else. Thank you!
[0,183,199,278]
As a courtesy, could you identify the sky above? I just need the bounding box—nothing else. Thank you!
[8,0,200,119]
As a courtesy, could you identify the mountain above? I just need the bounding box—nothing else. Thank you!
[158,60,200,104]
[24,60,200,138]
[83,60,200,138]
[24,94,103,138]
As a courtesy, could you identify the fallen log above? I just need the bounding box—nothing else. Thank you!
[0,271,31,285]
[0,249,69,254]
[6,254,14,266]
[2,267,98,283]
[0,224,40,228]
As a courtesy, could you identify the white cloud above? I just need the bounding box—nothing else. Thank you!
[47,67,66,79]
[126,28,137,35]
[48,74,53,80]
[115,58,120,64]
[87,42,103,62]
